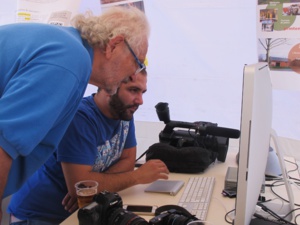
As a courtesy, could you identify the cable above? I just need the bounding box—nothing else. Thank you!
[289,176,300,184]
[295,213,300,225]
[224,209,235,224]
[266,176,284,182]
[253,213,285,224]
[212,196,230,214]
[263,174,300,224]
[269,180,300,207]
[283,207,300,223]
[257,202,296,225]
[284,158,299,175]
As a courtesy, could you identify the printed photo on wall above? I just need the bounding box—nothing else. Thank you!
[260,8,277,32]
[258,38,300,74]
[101,0,145,12]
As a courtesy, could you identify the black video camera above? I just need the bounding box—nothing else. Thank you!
[155,102,240,162]
[78,191,148,225]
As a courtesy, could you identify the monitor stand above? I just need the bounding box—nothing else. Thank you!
[236,147,281,177]
[255,129,294,222]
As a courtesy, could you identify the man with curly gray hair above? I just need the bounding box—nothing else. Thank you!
[72,6,150,94]
[0,5,149,223]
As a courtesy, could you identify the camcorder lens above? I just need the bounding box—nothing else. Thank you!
[108,208,148,225]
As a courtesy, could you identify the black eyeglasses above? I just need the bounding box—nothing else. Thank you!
[124,40,146,75]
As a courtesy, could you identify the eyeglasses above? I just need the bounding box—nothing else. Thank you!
[124,40,146,75]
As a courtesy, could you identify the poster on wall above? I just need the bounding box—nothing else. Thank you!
[100,0,145,12]
[16,0,81,26]
[258,0,300,90]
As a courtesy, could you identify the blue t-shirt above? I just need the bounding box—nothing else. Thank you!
[8,95,137,223]
[0,23,93,197]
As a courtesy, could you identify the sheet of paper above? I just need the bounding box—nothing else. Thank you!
[16,0,81,26]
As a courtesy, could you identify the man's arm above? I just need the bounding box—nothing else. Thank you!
[62,159,169,194]
[61,147,169,212]
[62,145,169,194]
[0,147,13,223]
[104,147,136,173]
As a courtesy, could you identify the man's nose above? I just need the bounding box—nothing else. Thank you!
[134,94,143,105]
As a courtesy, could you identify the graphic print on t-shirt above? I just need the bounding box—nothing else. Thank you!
[92,121,129,172]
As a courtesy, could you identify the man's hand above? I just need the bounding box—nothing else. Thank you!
[62,193,78,213]
[0,147,13,224]
[133,159,169,184]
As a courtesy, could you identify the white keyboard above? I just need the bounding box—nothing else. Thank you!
[178,176,215,220]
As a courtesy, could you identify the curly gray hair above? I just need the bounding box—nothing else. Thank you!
[72,6,150,56]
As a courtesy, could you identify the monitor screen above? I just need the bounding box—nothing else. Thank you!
[234,62,272,225]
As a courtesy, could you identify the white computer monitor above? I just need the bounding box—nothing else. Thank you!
[234,62,273,225]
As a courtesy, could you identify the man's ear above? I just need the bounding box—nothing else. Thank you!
[104,36,124,59]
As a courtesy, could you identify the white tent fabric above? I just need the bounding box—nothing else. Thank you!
[1,0,299,159]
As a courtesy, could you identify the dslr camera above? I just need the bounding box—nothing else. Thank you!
[78,191,148,225]
[155,102,240,162]
[149,209,202,225]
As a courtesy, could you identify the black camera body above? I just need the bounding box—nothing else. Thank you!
[155,102,231,162]
[78,191,122,225]
[149,209,201,225]
[78,191,148,225]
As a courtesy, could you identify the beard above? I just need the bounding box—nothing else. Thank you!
[109,94,138,121]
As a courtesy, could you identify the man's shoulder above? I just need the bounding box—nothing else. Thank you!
[1,23,77,36]
[75,96,102,124]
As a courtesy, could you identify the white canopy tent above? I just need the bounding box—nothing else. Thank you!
[1,0,299,159]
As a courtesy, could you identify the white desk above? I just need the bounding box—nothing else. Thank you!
[60,150,300,225]
[61,151,238,225]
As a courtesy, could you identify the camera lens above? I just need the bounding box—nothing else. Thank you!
[108,208,148,225]
[168,214,196,225]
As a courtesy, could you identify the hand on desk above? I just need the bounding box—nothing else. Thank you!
[132,159,169,184]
